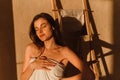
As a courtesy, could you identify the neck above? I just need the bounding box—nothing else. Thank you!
[44,37,58,50]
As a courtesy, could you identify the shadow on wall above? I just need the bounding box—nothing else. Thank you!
[61,16,87,56]
[61,16,87,77]
[86,0,114,80]
[55,0,119,80]
[59,1,116,80]
[60,11,114,80]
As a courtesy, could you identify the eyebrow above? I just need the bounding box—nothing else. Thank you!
[41,23,46,26]
[34,23,46,28]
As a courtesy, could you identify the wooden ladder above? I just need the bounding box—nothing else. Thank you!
[51,0,99,80]
[82,0,99,80]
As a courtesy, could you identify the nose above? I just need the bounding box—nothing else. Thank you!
[38,28,43,33]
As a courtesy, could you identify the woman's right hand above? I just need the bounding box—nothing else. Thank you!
[31,56,56,70]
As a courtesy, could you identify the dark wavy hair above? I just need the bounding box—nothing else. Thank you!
[29,12,64,48]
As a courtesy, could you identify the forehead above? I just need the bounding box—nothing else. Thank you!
[34,18,50,28]
[34,18,48,25]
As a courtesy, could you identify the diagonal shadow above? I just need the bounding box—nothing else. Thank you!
[54,0,115,79]
[84,0,114,80]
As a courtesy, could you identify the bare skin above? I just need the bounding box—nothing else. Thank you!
[20,18,94,80]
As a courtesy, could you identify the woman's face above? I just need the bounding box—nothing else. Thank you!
[34,18,53,41]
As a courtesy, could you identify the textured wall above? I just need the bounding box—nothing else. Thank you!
[12,0,120,80]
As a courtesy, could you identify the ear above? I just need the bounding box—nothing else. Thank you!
[52,27,55,30]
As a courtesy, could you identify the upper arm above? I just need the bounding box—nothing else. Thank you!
[62,47,95,80]
[21,44,33,73]
[63,47,84,72]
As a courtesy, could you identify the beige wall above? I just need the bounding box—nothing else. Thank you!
[90,0,114,76]
[12,0,53,79]
[12,0,120,80]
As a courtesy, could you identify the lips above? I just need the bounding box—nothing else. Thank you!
[39,34,45,38]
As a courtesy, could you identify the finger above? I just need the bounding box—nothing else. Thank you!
[37,59,48,63]
[39,60,55,65]
[39,56,47,60]
[41,67,51,71]
[43,63,56,68]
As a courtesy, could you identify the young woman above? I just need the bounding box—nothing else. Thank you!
[20,13,95,80]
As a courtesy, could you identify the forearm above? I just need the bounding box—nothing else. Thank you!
[20,64,34,80]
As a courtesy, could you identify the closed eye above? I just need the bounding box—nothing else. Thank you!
[41,24,47,28]
[34,27,39,31]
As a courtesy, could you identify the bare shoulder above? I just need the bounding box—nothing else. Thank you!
[25,43,37,52]
[59,46,75,56]
[60,46,73,52]
[25,43,38,50]
[25,43,39,58]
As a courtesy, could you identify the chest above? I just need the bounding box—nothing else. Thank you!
[31,48,68,66]
[41,49,64,62]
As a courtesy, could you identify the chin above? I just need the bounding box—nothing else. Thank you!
[39,36,52,42]
[38,37,45,41]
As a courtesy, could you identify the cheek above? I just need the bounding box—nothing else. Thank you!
[35,31,40,38]
[44,28,53,36]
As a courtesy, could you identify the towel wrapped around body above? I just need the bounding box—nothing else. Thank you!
[29,57,65,80]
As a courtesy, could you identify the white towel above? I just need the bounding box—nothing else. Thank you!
[60,9,84,26]
[29,58,65,80]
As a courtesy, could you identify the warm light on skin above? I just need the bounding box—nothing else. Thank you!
[34,18,53,41]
